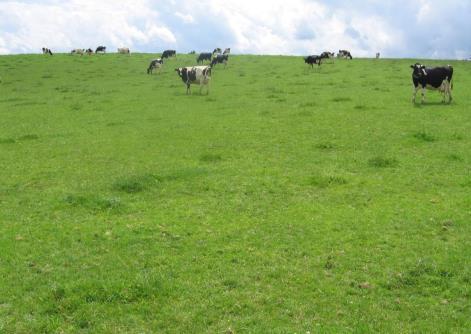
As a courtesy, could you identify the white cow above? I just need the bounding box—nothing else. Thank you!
[118,47,130,54]
[71,49,85,55]
[147,58,163,74]
[175,66,212,95]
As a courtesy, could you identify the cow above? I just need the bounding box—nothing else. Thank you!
[96,46,106,54]
[304,55,322,68]
[320,51,334,63]
[376,52,380,59]
[71,49,85,55]
[118,47,130,54]
[85,48,93,55]
[213,48,222,55]
[162,50,176,59]
[337,50,352,59]
[223,48,231,55]
[410,63,453,104]
[175,66,212,95]
[197,52,212,64]
[147,58,163,74]
[42,47,53,55]
[210,54,229,68]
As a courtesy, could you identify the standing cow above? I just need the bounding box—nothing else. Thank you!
[410,63,453,104]
[304,55,322,68]
[337,50,353,59]
[210,54,229,68]
[197,52,212,64]
[175,66,212,95]
[147,58,163,74]
[118,47,130,54]
[96,46,106,54]
[42,47,53,55]
[71,49,85,55]
[162,50,176,59]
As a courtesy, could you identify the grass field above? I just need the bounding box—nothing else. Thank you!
[0,53,470,333]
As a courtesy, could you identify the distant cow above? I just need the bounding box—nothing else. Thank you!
[320,51,334,63]
[223,48,231,55]
[210,54,229,68]
[42,47,53,55]
[304,55,322,68]
[118,47,130,54]
[71,49,85,55]
[85,48,93,55]
[197,52,212,64]
[411,63,453,104]
[96,46,106,54]
[175,66,212,95]
[337,50,352,59]
[147,58,163,74]
[376,52,380,59]
[162,50,176,59]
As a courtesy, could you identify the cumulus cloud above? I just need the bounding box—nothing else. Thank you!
[0,0,469,58]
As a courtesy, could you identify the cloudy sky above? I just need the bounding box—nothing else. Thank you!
[0,0,470,59]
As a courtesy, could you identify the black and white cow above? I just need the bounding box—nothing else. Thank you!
[96,46,106,54]
[162,50,176,59]
[85,48,93,55]
[320,51,334,63]
[304,55,322,68]
[337,50,352,59]
[223,48,231,55]
[175,66,212,95]
[147,58,163,74]
[213,48,222,55]
[197,52,212,64]
[376,52,380,59]
[410,63,453,104]
[210,54,229,68]
[42,47,53,55]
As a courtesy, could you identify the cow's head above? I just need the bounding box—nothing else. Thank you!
[410,63,427,78]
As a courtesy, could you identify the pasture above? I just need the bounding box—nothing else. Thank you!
[0,53,470,333]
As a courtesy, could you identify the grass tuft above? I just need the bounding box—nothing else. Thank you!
[414,131,437,142]
[200,153,222,163]
[0,138,16,144]
[308,175,347,188]
[113,174,159,193]
[368,156,399,168]
[64,194,122,211]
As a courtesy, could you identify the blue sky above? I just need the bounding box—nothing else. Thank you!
[0,0,470,59]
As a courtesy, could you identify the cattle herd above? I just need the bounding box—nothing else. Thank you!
[39,46,455,102]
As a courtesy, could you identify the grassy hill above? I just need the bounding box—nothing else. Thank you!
[0,53,470,333]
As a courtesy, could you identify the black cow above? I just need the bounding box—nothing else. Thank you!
[304,55,322,68]
[147,58,163,74]
[197,52,212,64]
[96,46,106,53]
[410,63,453,103]
[210,54,229,68]
[337,50,352,59]
[175,66,212,95]
[42,47,53,55]
[162,50,176,59]
[320,51,334,63]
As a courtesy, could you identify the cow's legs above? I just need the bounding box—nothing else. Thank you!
[186,83,191,95]
[421,86,425,104]
[412,85,419,103]
[448,80,453,103]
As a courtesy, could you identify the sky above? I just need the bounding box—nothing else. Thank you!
[0,0,470,59]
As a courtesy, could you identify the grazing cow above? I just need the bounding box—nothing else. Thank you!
[223,48,231,55]
[213,48,222,55]
[320,51,334,63]
[162,50,176,59]
[96,46,106,54]
[71,49,85,55]
[85,48,93,55]
[118,47,130,54]
[304,55,322,68]
[175,66,212,95]
[42,47,53,55]
[410,63,453,104]
[376,52,380,59]
[210,54,229,68]
[197,52,212,64]
[337,50,353,59]
[147,58,163,74]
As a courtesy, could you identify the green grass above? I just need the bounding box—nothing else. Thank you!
[0,53,470,333]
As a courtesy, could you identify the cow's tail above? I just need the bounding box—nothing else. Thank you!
[448,65,454,90]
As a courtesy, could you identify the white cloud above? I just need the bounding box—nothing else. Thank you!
[174,11,195,24]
